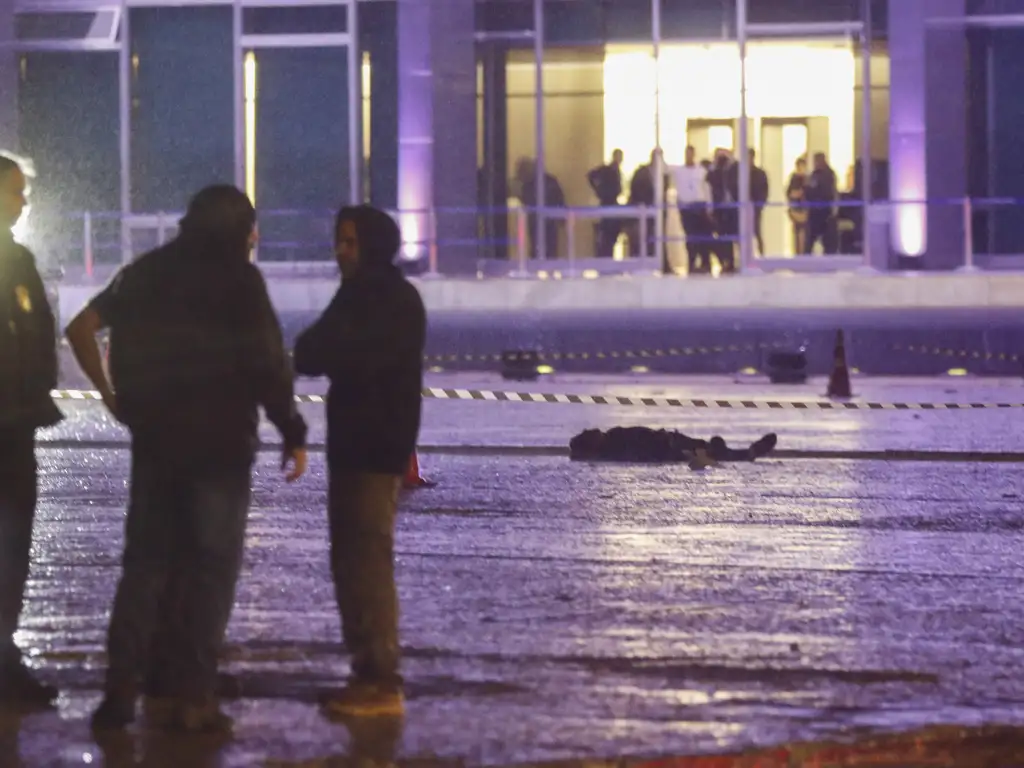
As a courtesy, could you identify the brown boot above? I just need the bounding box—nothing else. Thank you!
[175,695,233,734]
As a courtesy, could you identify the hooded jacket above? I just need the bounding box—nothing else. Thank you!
[88,230,306,470]
[293,206,426,475]
[0,231,63,432]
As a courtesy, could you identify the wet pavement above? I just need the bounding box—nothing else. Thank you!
[10,373,1024,766]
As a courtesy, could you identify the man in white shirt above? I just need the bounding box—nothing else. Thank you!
[673,145,713,274]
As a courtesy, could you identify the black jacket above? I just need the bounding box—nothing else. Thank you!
[805,166,838,212]
[628,163,670,207]
[293,207,426,476]
[750,165,769,206]
[709,160,740,232]
[0,232,63,431]
[587,163,622,206]
[90,236,306,469]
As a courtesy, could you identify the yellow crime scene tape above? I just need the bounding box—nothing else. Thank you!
[421,342,781,364]
[892,343,1021,364]
[50,388,1024,411]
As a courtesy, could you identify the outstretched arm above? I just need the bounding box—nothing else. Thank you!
[293,295,341,378]
[242,268,308,460]
[294,284,426,379]
[65,275,120,417]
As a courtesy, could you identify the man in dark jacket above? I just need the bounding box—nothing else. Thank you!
[708,151,739,273]
[0,155,63,708]
[628,148,671,267]
[748,149,770,256]
[293,204,426,719]
[587,149,624,257]
[804,152,838,255]
[65,185,308,732]
[517,158,566,259]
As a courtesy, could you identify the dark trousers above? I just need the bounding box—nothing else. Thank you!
[527,217,560,259]
[754,206,765,256]
[680,206,713,274]
[328,470,401,689]
[628,215,659,261]
[806,212,837,254]
[596,216,621,258]
[104,454,250,700]
[713,210,739,273]
[0,430,37,669]
[144,568,192,698]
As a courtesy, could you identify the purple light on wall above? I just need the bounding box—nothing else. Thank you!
[397,0,432,260]
[888,0,928,257]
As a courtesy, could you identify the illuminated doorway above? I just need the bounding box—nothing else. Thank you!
[686,119,734,162]
[604,39,856,210]
[761,120,807,257]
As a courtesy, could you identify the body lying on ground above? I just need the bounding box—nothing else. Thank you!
[569,426,777,464]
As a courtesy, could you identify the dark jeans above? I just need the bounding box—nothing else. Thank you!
[104,453,251,700]
[527,217,560,260]
[713,209,739,273]
[0,430,37,669]
[328,470,401,689]
[596,216,621,258]
[754,205,765,255]
[628,215,658,261]
[680,205,713,274]
[806,212,837,254]
[144,567,192,698]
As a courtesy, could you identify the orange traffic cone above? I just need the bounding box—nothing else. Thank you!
[826,329,853,399]
[402,451,436,489]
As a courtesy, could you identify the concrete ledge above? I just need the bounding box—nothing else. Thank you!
[57,271,1024,321]
[411,272,1024,312]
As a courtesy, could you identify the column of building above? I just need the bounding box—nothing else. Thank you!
[396,0,477,274]
[888,0,967,269]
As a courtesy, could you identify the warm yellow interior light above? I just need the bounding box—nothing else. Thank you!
[605,40,855,260]
[244,51,257,207]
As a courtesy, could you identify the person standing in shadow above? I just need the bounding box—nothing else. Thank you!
[517,158,566,260]
[587,148,624,258]
[748,148,770,257]
[786,157,809,255]
[0,154,63,710]
[293,205,426,719]
[707,149,739,273]
[628,148,672,272]
[804,152,838,255]
[66,185,308,734]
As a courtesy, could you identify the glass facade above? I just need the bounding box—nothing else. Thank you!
[3,0,1017,272]
[18,51,120,264]
[130,7,234,216]
[491,40,890,261]
[251,47,351,262]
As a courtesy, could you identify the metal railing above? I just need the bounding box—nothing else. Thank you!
[35,196,1024,280]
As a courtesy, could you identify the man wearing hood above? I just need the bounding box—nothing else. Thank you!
[293,204,426,718]
[65,185,308,732]
[0,154,63,708]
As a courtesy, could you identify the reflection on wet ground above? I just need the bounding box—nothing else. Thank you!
[627,724,1024,767]
[12,375,1024,765]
